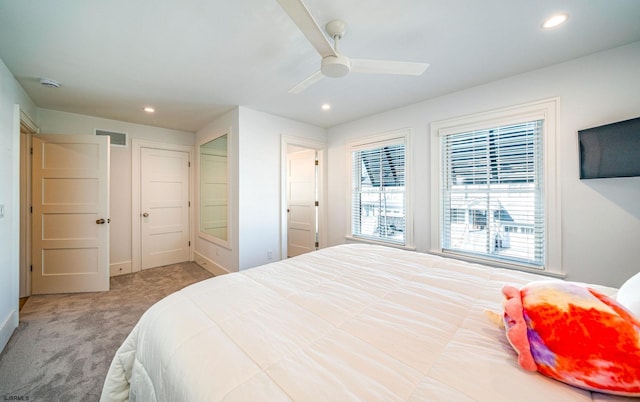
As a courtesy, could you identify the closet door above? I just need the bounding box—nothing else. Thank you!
[140,147,190,269]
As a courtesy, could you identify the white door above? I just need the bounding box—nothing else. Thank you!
[141,147,190,269]
[287,148,317,258]
[31,135,110,294]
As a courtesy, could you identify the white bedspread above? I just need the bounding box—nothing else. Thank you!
[101,244,627,401]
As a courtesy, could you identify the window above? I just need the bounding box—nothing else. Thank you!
[442,120,543,265]
[348,130,412,247]
[431,99,561,273]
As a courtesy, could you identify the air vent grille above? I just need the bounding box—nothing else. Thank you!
[95,129,127,147]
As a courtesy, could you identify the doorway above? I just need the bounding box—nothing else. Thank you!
[19,111,37,298]
[281,136,326,259]
[286,147,317,257]
[21,130,110,295]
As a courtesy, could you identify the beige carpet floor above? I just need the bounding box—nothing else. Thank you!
[0,262,213,401]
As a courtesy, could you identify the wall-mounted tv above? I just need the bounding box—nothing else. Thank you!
[579,116,640,179]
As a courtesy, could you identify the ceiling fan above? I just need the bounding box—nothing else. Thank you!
[277,0,430,94]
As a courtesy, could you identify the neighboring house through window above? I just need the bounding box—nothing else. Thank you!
[348,129,412,248]
[430,99,561,274]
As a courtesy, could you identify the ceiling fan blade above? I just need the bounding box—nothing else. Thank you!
[351,59,429,75]
[277,0,337,58]
[288,70,324,94]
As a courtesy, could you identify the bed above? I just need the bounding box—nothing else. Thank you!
[100,243,631,401]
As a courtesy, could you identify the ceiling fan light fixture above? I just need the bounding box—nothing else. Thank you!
[325,19,347,41]
[321,54,351,77]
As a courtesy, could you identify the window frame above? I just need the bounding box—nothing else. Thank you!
[430,98,562,275]
[346,128,414,249]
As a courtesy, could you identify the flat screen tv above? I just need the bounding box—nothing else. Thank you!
[579,116,640,179]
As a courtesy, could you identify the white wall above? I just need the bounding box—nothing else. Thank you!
[0,58,37,352]
[237,107,326,269]
[194,107,326,272]
[326,41,640,288]
[37,109,194,273]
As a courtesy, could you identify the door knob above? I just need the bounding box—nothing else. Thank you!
[96,218,106,224]
[142,212,149,218]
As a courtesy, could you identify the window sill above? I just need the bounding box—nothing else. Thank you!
[429,249,566,279]
[344,235,416,251]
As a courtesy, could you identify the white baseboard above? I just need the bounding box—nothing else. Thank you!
[0,309,18,354]
[193,251,230,276]
[110,261,132,277]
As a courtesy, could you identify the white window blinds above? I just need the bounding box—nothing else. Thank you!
[441,120,545,267]
[351,140,406,245]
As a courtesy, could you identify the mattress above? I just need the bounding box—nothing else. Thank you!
[100,244,627,401]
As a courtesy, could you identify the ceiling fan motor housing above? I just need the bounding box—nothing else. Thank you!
[321,54,351,77]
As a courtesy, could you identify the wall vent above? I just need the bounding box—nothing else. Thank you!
[95,129,127,147]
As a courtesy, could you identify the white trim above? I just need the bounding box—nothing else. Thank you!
[0,309,18,353]
[430,97,562,274]
[280,135,327,260]
[429,250,566,279]
[344,235,416,251]
[19,109,38,299]
[193,250,230,276]
[110,260,132,277]
[347,128,410,149]
[19,132,32,298]
[131,139,194,273]
[346,128,413,248]
[19,109,39,134]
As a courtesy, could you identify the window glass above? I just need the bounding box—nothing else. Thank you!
[441,120,544,266]
[349,134,408,246]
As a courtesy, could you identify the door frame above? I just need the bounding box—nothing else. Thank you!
[19,108,39,298]
[131,139,194,273]
[280,135,326,260]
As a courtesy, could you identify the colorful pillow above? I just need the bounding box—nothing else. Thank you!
[501,280,640,396]
[617,272,640,318]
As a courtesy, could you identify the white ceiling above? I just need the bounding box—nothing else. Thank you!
[1,0,639,132]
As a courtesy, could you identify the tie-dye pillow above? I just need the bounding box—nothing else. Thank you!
[502,281,640,396]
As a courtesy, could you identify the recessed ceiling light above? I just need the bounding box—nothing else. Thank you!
[144,106,155,113]
[321,103,331,111]
[542,13,568,29]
